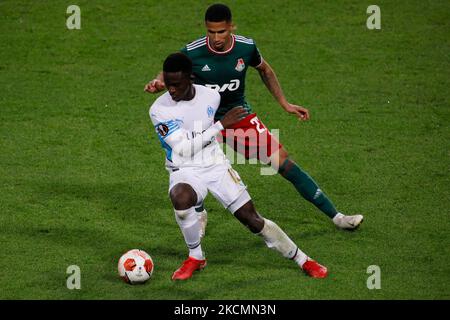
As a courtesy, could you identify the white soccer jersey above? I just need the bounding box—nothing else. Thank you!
[149,84,228,170]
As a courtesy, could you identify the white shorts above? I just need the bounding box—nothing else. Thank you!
[168,162,251,214]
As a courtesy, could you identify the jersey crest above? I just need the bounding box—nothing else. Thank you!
[207,105,214,118]
[235,58,245,72]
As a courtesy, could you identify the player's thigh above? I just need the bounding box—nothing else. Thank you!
[221,113,283,163]
[250,115,284,163]
[168,169,208,207]
[202,163,251,214]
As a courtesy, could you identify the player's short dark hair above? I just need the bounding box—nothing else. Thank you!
[163,52,192,76]
[205,3,232,22]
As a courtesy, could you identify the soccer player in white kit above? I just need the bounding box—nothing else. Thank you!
[149,53,328,280]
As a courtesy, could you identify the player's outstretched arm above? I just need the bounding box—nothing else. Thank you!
[170,125,223,158]
[256,60,310,121]
[160,107,247,158]
[144,71,165,93]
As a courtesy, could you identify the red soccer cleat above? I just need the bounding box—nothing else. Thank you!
[171,256,207,280]
[302,259,328,278]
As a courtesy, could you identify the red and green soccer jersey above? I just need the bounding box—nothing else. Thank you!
[180,34,263,121]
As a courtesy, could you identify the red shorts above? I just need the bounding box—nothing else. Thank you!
[218,113,282,163]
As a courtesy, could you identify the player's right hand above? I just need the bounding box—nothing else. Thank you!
[144,79,166,93]
[220,107,248,129]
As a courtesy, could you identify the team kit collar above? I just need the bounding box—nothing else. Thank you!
[206,34,236,55]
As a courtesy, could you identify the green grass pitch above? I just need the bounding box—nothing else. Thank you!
[0,0,449,299]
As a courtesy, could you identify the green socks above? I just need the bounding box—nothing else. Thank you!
[278,159,338,219]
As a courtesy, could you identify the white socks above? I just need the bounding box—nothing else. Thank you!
[174,210,308,265]
[174,207,205,260]
[293,249,308,267]
[257,218,308,267]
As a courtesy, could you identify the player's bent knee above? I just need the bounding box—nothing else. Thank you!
[169,183,197,210]
[234,202,265,233]
[248,214,265,233]
[270,148,289,170]
[174,208,191,220]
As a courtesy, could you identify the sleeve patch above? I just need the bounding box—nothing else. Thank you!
[154,119,182,139]
[157,123,170,137]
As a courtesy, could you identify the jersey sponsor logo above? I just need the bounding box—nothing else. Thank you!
[207,105,214,118]
[201,64,211,71]
[235,58,245,72]
[205,79,240,92]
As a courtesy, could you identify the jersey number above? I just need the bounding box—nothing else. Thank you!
[250,117,266,133]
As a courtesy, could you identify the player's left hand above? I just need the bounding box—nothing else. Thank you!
[284,103,310,121]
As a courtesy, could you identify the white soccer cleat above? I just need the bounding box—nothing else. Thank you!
[332,213,364,230]
[197,209,208,238]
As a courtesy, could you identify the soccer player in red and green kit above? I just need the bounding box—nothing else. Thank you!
[145,3,363,236]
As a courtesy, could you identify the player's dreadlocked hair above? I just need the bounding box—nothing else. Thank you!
[205,3,232,22]
[163,52,192,76]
